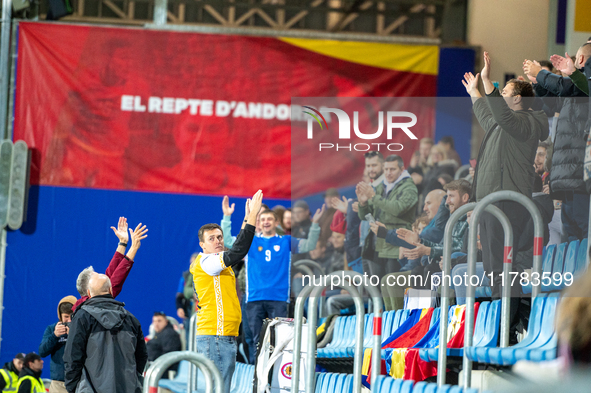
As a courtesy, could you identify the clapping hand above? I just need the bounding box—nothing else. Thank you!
[396,227,419,244]
[111,217,129,243]
[550,53,576,76]
[462,72,480,95]
[247,190,263,222]
[523,60,542,80]
[331,196,349,214]
[369,221,386,235]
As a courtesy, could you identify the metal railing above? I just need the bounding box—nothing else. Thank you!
[461,190,544,388]
[454,164,471,180]
[143,351,222,393]
[187,313,199,392]
[292,271,366,393]
[293,259,327,317]
[436,203,513,386]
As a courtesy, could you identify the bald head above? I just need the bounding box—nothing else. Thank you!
[423,189,446,220]
[576,43,591,69]
[88,274,112,297]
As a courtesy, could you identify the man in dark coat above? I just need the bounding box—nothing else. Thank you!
[146,312,182,379]
[63,274,148,393]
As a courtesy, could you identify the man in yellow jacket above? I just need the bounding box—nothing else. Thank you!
[16,353,44,393]
[0,353,25,392]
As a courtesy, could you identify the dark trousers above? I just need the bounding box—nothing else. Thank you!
[480,200,531,299]
[368,257,400,279]
[561,192,590,242]
[245,300,287,359]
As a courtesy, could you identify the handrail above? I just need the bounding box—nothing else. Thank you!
[143,351,222,393]
[187,313,199,391]
[291,271,366,393]
[293,259,327,317]
[338,270,383,388]
[454,164,471,180]
[437,203,513,385]
[462,190,544,388]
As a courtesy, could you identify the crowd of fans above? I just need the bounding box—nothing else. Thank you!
[21,43,591,393]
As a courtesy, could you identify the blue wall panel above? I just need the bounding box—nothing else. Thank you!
[2,185,287,378]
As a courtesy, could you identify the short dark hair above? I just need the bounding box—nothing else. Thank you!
[444,179,472,197]
[538,60,553,70]
[59,302,73,316]
[198,223,223,243]
[154,311,167,318]
[364,151,384,162]
[538,141,550,150]
[507,79,535,109]
[385,154,404,168]
[439,136,455,149]
[438,173,453,185]
[24,353,41,368]
[259,209,278,221]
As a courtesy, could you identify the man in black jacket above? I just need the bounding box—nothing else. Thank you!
[63,274,148,393]
[524,43,591,241]
[147,312,182,378]
[463,52,548,333]
[16,353,44,393]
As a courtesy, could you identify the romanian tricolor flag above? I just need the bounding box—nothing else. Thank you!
[362,303,480,389]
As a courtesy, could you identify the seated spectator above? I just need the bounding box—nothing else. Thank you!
[439,136,462,167]
[437,173,453,188]
[408,138,434,194]
[291,200,313,239]
[272,205,287,235]
[146,312,182,378]
[421,144,458,199]
[39,295,77,393]
[17,353,44,393]
[317,188,339,246]
[0,353,25,393]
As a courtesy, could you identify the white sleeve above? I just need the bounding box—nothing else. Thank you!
[200,253,227,276]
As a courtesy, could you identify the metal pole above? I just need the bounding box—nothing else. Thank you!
[437,202,475,386]
[293,259,326,317]
[307,281,364,393]
[187,313,198,392]
[338,270,383,388]
[152,0,167,25]
[462,190,543,388]
[0,0,11,136]
[291,284,314,393]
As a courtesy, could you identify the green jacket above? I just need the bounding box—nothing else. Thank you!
[472,88,549,201]
[358,174,418,259]
[422,214,469,261]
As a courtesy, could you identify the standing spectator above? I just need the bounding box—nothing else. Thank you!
[16,353,44,393]
[73,218,148,313]
[175,264,196,336]
[146,312,182,378]
[282,208,292,235]
[439,136,462,167]
[317,188,339,246]
[291,200,312,239]
[225,205,323,353]
[356,154,418,278]
[463,52,548,331]
[409,138,434,177]
[0,353,25,392]
[39,296,77,393]
[272,205,287,235]
[64,274,148,393]
[190,190,262,393]
[524,43,591,241]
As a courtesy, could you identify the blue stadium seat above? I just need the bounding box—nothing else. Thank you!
[523,244,555,294]
[546,240,578,291]
[466,293,558,365]
[159,360,189,393]
[574,238,588,277]
[315,373,325,392]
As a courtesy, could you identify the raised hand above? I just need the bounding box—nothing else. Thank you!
[111,217,129,243]
[481,51,491,81]
[247,190,263,222]
[355,183,369,205]
[550,53,575,76]
[351,201,359,213]
[245,198,251,218]
[312,204,326,224]
[129,223,148,250]
[462,72,480,95]
[331,196,349,214]
[222,195,235,216]
[358,182,376,199]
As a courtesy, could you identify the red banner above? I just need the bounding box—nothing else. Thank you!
[14,22,437,198]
